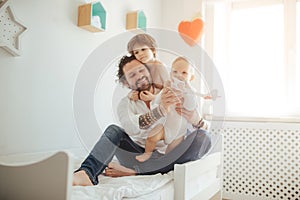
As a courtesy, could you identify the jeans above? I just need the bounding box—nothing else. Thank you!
[75,124,212,185]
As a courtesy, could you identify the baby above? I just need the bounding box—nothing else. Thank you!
[136,56,199,162]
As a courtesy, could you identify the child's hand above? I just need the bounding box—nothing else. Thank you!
[139,91,156,101]
[204,95,213,100]
[128,90,139,101]
[202,90,219,100]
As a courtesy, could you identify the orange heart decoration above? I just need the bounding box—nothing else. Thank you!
[178,18,204,46]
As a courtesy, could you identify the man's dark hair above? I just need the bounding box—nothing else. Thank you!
[117,54,137,85]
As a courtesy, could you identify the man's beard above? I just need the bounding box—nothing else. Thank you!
[135,76,152,92]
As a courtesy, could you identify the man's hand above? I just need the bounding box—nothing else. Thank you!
[139,91,156,102]
[128,90,139,101]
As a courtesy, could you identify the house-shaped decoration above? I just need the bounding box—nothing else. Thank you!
[78,1,106,32]
[0,0,27,56]
[126,10,146,31]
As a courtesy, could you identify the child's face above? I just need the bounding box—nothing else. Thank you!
[171,59,194,82]
[132,44,155,64]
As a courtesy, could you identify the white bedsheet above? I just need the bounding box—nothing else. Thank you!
[72,172,173,200]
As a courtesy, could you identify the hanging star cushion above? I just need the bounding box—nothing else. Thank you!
[0,0,27,56]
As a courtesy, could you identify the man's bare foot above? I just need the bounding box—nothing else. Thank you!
[136,153,152,162]
[72,170,93,186]
[104,162,136,177]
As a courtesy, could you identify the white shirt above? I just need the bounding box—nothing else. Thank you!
[117,93,167,153]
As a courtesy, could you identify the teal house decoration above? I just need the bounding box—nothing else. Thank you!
[0,0,27,56]
[78,1,106,32]
[126,10,146,31]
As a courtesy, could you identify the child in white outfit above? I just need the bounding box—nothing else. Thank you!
[136,57,199,162]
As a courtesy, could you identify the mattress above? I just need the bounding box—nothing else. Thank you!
[72,173,174,200]
[124,179,174,200]
[72,158,174,200]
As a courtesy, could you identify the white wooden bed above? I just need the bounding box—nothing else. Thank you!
[174,152,221,200]
[0,151,221,200]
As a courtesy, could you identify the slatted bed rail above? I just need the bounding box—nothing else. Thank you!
[174,152,222,200]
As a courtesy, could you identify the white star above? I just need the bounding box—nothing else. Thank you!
[0,0,27,56]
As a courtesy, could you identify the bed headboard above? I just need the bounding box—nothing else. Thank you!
[0,151,73,200]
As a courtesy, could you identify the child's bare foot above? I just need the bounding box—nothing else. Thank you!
[72,170,93,186]
[104,162,136,177]
[135,153,152,162]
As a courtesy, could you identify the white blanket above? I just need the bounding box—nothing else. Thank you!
[72,172,173,200]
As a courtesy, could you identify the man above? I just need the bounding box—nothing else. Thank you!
[73,55,211,186]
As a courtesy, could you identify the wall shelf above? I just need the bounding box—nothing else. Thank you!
[77,1,106,32]
[126,10,146,31]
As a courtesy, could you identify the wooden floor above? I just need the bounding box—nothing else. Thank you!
[210,191,221,200]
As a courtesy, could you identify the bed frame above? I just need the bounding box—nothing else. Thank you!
[0,152,74,200]
[0,151,221,200]
[174,152,221,200]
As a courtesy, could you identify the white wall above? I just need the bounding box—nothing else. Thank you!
[0,0,163,156]
[162,0,202,30]
[0,0,205,157]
